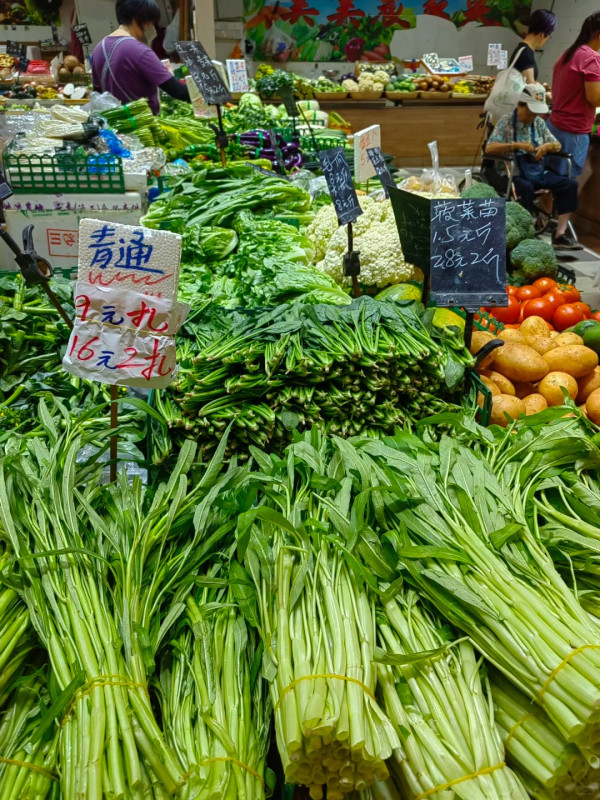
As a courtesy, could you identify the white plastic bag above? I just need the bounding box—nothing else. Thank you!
[484,50,525,119]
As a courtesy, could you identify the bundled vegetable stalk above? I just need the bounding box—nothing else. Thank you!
[240,457,399,798]
[491,672,600,799]
[0,549,34,708]
[159,297,470,459]
[102,98,162,147]
[377,592,528,800]
[0,667,60,800]
[0,410,246,799]
[157,589,272,800]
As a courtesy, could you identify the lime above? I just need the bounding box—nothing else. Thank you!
[574,319,600,337]
[583,325,600,354]
[375,283,422,302]
[432,308,466,331]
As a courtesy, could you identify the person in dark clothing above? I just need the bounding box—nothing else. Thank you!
[486,84,581,250]
[510,8,557,83]
[92,0,190,114]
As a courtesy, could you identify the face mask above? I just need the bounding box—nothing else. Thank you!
[143,24,157,45]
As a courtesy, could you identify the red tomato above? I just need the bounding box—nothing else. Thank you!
[507,285,519,296]
[543,290,566,310]
[546,321,555,331]
[489,296,520,324]
[553,303,584,331]
[521,297,554,322]
[558,284,580,303]
[504,323,520,328]
[573,301,591,318]
[591,311,600,322]
[516,285,542,301]
[532,277,557,293]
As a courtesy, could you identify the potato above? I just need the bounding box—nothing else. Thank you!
[493,343,549,382]
[543,345,599,378]
[538,371,578,406]
[480,370,515,395]
[586,388,600,425]
[490,394,526,427]
[476,375,500,406]
[523,393,548,415]
[520,316,550,338]
[498,329,526,344]
[513,381,537,399]
[550,331,559,339]
[577,366,600,404]
[524,335,557,355]
[554,332,583,347]
[470,330,496,368]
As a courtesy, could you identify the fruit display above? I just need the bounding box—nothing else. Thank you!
[472,314,600,425]
[413,72,451,93]
[58,54,87,80]
[483,278,589,332]
[469,74,495,94]
[384,75,417,93]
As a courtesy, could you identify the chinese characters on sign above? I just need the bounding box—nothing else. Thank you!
[319,147,363,226]
[176,41,232,106]
[62,220,188,389]
[487,43,502,67]
[226,59,249,93]
[430,197,507,310]
[366,146,396,197]
[458,55,473,73]
[354,125,381,183]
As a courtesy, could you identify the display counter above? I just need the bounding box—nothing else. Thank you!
[319,99,486,168]
[575,136,600,240]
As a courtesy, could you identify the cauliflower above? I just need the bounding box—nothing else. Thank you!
[372,70,390,84]
[305,197,417,288]
[342,78,359,91]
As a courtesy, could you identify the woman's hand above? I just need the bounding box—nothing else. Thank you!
[516,141,535,153]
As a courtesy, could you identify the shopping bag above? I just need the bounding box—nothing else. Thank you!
[484,49,526,119]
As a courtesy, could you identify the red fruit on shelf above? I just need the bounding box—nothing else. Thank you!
[489,296,520,324]
[521,297,554,322]
[553,303,584,331]
[516,285,542,301]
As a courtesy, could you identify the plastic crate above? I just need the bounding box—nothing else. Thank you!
[4,148,125,194]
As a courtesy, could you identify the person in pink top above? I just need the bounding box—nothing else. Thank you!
[548,12,600,248]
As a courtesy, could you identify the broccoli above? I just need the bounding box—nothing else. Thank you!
[510,238,558,281]
[506,201,536,249]
[460,183,499,199]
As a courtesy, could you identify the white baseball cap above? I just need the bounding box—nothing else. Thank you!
[519,83,549,114]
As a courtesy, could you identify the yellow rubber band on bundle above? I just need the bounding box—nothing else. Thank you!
[538,645,600,702]
[504,712,539,749]
[273,673,377,714]
[179,757,265,787]
[60,675,149,728]
[415,762,506,799]
[0,757,59,782]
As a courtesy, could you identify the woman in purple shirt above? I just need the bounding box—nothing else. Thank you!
[92,0,189,115]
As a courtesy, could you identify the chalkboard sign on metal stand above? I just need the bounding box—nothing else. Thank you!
[366,147,396,197]
[269,129,286,175]
[280,86,298,137]
[429,196,507,350]
[176,40,232,166]
[319,147,363,298]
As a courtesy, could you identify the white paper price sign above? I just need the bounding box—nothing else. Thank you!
[458,55,473,73]
[498,50,508,70]
[487,43,502,67]
[226,59,249,93]
[62,219,189,389]
[354,124,381,183]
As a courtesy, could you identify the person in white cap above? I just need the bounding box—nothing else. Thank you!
[485,83,581,250]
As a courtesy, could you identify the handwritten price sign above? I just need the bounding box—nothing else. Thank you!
[354,125,381,183]
[63,220,188,388]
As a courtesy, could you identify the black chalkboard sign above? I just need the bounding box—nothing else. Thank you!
[176,40,232,106]
[6,41,25,59]
[366,147,395,197]
[280,86,298,118]
[73,23,92,46]
[318,147,362,226]
[430,197,507,311]
[388,186,431,272]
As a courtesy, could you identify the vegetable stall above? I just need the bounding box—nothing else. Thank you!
[2,63,600,800]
